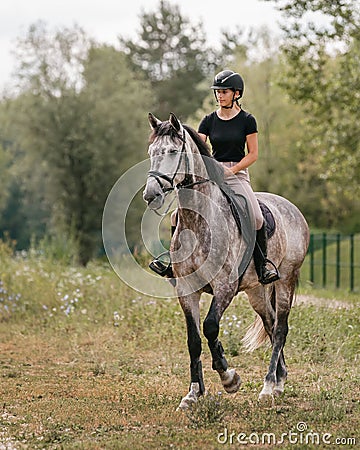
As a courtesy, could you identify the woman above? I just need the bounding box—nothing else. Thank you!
[197,69,279,284]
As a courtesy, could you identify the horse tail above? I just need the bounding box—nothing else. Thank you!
[242,314,269,352]
[242,285,275,352]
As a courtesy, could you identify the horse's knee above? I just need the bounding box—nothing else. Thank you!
[203,314,219,342]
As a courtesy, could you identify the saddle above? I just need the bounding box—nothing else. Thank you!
[220,184,276,240]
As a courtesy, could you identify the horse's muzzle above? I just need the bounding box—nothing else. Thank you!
[143,190,165,210]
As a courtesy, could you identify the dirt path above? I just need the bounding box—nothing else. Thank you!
[295,294,353,309]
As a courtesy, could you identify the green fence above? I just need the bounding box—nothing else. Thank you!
[302,233,360,292]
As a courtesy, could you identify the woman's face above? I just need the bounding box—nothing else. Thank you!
[215,89,234,108]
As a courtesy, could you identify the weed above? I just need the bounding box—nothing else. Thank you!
[221,313,242,356]
[92,362,106,377]
[186,391,228,429]
[0,280,21,321]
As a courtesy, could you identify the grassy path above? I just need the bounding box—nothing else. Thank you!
[0,251,359,448]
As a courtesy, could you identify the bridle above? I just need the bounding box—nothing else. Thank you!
[146,129,211,215]
[147,129,188,194]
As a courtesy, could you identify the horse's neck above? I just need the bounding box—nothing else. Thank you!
[177,176,224,229]
[188,148,208,182]
[177,141,226,227]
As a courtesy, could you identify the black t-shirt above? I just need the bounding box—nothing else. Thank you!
[198,109,258,162]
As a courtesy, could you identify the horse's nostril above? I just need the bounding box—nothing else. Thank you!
[143,191,164,210]
[143,190,154,204]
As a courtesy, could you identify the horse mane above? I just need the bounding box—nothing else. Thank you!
[183,124,225,186]
[149,120,224,185]
[183,125,212,158]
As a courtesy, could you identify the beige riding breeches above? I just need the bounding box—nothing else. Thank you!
[219,162,264,230]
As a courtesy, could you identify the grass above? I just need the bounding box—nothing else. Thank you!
[0,241,359,449]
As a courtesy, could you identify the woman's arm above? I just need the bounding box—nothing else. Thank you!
[229,132,258,174]
[198,132,207,143]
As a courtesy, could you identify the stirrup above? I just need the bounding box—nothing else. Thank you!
[259,259,280,285]
[149,252,173,278]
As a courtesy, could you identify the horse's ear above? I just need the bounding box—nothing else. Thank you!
[169,113,183,133]
[148,113,162,129]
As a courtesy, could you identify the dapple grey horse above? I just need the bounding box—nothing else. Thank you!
[143,113,309,410]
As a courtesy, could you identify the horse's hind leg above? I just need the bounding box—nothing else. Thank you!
[259,280,295,400]
[203,295,241,394]
[177,293,205,410]
[274,349,287,396]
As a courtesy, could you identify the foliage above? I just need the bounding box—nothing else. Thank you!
[1,23,153,264]
[1,1,360,258]
[0,143,10,213]
[120,0,218,121]
[186,392,227,429]
[264,0,360,227]
[0,96,50,249]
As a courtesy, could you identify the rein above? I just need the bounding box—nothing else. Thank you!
[147,129,211,216]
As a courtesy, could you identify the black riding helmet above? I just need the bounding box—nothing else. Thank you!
[211,70,244,107]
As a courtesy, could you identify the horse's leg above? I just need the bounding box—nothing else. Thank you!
[203,294,241,394]
[259,279,294,400]
[274,349,287,396]
[273,274,298,396]
[177,292,204,410]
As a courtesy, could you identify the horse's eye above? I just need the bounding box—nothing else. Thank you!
[169,148,179,154]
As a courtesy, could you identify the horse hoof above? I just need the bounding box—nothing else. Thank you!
[176,383,200,410]
[273,379,286,396]
[258,392,274,405]
[258,381,275,403]
[176,395,197,411]
[222,369,241,394]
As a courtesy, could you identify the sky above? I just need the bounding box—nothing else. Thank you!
[0,0,282,91]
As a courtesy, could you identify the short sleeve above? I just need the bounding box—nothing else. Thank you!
[198,114,210,135]
[245,113,257,135]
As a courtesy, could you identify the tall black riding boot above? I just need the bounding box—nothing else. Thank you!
[149,226,176,278]
[253,224,280,285]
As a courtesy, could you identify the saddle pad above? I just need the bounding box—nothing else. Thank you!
[258,201,276,239]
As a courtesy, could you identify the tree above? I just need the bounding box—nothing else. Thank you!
[7,22,153,264]
[119,0,217,121]
[0,95,50,249]
[263,0,360,230]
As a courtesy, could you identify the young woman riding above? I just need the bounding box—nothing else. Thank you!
[149,69,279,285]
[197,69,279,284]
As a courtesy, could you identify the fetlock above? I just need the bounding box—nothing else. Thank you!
[211,340,228,372]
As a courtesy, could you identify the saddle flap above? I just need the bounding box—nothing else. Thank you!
[258,201,276,239]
